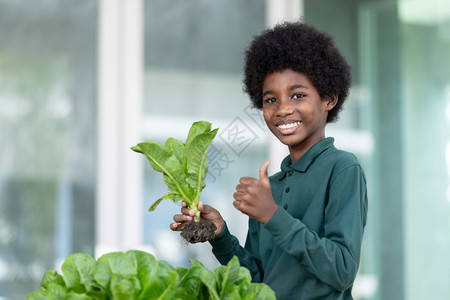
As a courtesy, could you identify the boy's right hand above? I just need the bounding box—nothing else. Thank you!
[170,201,225,236]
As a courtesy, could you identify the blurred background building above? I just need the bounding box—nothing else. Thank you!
[0,0,449,299]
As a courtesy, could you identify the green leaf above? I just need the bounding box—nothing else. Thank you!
[165,138,185,163]
[61,253,96,293]
[178,265,219,300]
[243,284,276,300]
[157,259,178,274]
[111,277,140,300]
[221,286,240,300]
[175,266,189,279]
[94,252,138,292]
[136,141,194,205]
[137,141,179,174]
[173,287,199,300]
[186,173,199,190]
[188,259,205,267]
[187,259,218,299]
[40,270,66,289]
[65,292,92,300]
[139,269,179,300]
[138,259,178,299]
[125,250,158,288]
[237,266,252,287]
[27,290,48,300]
[184,129,218,199]
[84,281,107,299]
[45,283,67,298]
[183,121,212,158]
[148,194,169,212]
[130,145,143,154]
[148,192,184,211]
[215,256,249,299]
[177,267,203,297]
[162,174,188,197]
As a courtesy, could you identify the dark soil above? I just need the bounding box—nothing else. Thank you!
[180,220,217,243]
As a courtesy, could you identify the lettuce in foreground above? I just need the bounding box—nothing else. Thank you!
[27,251,276,300]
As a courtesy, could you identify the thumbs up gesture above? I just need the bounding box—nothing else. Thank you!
[233,160,279,224]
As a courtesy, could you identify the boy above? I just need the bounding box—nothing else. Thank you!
[171,22,368,300]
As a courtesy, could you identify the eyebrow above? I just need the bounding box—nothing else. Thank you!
[289,84,309,90]
[262,84,309,97]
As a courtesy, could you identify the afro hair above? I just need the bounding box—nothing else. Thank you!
[243,22,351,123]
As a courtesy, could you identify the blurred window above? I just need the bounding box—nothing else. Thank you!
[0,1,97,298]
[305,0,450,299]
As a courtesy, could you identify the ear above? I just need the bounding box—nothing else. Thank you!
[324,95,338,112]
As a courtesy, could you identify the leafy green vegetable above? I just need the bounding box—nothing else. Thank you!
[131,120,218,222]
[61,253,97,293]
[27,251,276,300]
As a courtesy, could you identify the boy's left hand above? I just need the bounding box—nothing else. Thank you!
[233,160,278,223]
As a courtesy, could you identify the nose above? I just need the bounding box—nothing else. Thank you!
[276,98,294,117]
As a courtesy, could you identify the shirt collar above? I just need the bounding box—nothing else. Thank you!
[277,137,335,178]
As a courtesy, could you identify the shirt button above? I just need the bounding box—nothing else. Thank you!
[284,204,288,210]
[285,187,290,193]
[287,170,293,176]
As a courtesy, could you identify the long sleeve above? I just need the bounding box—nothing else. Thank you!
[209,222,264,282]
[263,164,367,291]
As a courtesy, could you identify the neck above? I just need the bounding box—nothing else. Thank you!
[288,135,325,164]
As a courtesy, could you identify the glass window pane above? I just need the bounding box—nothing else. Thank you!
[400,0,450,298]
[0,1,97,297]
[143,0,266,268]
[305,0,450,299]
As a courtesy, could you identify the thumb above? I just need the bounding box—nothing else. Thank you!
[259,160,271,182]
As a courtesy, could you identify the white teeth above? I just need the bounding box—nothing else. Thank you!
[278,122,301,129]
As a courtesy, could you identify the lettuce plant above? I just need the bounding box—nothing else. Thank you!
[131,121,218,243]
[27,250,276,300]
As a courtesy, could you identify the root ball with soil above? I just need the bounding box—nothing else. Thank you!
[181,220,217,243]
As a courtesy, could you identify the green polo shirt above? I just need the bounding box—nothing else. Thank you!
[209,137,368,300]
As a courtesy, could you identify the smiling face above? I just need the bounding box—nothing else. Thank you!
[262,69,337,163]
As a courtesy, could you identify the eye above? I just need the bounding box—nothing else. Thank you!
[291,93,305,100]
[264,97,277,104]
